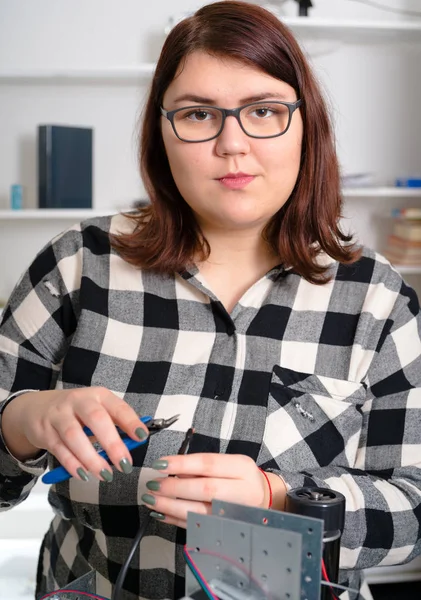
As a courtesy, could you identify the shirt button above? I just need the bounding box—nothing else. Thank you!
[214,388,225,399]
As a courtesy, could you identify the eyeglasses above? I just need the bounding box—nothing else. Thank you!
[160,99,302,143]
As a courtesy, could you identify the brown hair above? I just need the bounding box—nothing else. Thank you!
[111,0,360,283]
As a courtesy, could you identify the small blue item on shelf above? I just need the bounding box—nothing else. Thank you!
[395,177,421,188]
[10,184,23,209]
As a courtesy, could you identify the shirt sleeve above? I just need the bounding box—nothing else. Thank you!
[0,224,83,510]
[270,278,421,571]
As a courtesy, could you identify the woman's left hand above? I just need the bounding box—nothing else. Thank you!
[141,453,284,528]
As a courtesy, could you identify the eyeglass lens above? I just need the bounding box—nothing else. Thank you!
[172,102,292,141]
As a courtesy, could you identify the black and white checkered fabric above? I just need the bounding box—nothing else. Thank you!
[0,214,420,600]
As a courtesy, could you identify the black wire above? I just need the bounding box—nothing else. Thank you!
[111,429,194,600]
[111,512,151,600]
[347,0,421,18]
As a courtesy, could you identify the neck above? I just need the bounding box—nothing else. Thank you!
[198,225,279,272]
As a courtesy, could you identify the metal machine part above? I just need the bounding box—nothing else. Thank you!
[285,487,346,600]
[186,500,324,600]
[41,490,345,600]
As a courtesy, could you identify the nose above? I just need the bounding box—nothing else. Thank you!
[214,114,251,157]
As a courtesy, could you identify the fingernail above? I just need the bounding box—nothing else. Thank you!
[141,493,156,506]
[77,467,89,482]
[150,511,165,521]
[152,460,168,470]
[119,458,133,474]
[100,469,113,483]
[135,427,148,441]
[146,480,161,492]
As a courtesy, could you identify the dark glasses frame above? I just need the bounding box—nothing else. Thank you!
[160,99,303,142]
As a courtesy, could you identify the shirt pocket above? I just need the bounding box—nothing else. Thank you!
[258,365,366,471]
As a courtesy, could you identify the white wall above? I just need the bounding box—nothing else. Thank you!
[0,0,420,296]
[0,0,421,292]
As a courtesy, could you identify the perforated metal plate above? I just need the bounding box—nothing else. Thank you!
[186,501,323,600]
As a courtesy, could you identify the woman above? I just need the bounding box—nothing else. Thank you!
[1,2,420,599]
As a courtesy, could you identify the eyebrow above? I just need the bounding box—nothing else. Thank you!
[171,92,291,106]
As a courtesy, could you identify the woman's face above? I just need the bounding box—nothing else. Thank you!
[161,51,303,234]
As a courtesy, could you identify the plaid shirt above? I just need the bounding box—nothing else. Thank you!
[0,214,420,600]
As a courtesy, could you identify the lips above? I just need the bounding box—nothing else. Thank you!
[219,172,253,179]
[217,172,255,189]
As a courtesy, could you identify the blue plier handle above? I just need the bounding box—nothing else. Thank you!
[42,414,179,485]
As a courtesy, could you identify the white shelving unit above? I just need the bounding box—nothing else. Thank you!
[0,188,419,220]
[0,18,419,88]
[0,18,420,85]
[283,17,421,43]
[343,187,421,199]
[1,17,420,298]
[0,64,155,83]
[0,208,125,220]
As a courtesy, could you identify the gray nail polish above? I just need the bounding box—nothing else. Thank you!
[141,493,156,506]
[152,460,168,470]
[135,427,148,441]
[77,467,89,482]
[135,427,148,442]
[146,480,161,492]
[150,511,165,521]
[100,469,113,483]
[119,458,133,474]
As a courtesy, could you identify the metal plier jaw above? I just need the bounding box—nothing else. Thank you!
[42,414,180,485]
[147,414,180,433]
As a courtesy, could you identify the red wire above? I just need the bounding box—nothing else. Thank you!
[184,545,219,600]
[321,559,338,600]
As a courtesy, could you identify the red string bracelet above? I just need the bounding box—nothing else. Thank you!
[259,468,273,509]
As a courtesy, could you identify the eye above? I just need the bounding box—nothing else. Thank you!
[185,109,214,122]
[251,106,276,118]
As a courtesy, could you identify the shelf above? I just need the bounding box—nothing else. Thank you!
[0,208,123,220]
[394,266,421,275]
[283,17,421,44]
[0,64,155,83]
[0,18,420,83]
[0,188,420,219]
[0,188,419,221]
[343,187,421,198]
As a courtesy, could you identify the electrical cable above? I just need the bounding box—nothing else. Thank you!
[321,559,340,600]
[184,545,362,600]
[347,0,421,18]
[111,513,151,600]
[112,428,195,600]
[320,580,362,597]
[184,546,219,600]
[184,546,269,596]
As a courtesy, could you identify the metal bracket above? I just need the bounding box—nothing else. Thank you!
[186,501,323,600]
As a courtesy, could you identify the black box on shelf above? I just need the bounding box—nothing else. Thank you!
[38,125,93,209]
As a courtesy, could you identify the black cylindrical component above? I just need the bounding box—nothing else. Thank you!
[285,487,346,600]
[296,1,313,18]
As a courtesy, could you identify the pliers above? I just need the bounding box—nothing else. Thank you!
[42,414,180,485]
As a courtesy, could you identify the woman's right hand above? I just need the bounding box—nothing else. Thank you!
[1,387,149,482]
